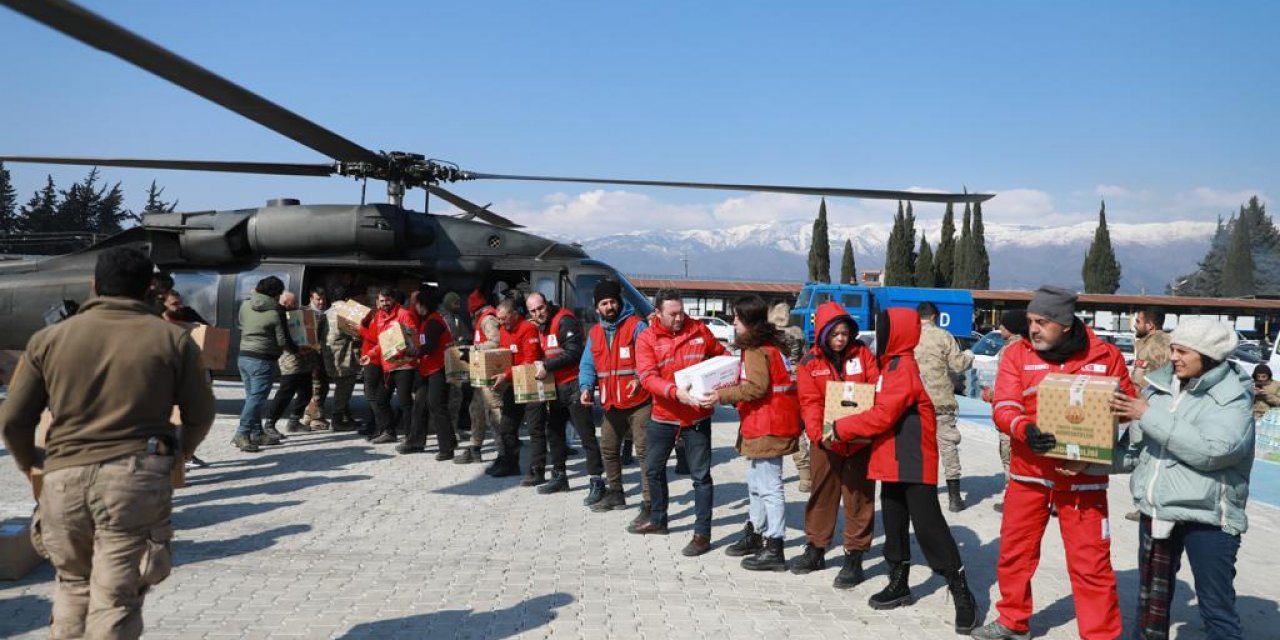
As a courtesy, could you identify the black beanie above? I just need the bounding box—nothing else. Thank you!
[594,280,623,306]
[1000,309,1029,339]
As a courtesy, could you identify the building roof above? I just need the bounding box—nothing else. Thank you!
[973,290,1280,312]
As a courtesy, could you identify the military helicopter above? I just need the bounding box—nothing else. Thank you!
[0,0,993,370]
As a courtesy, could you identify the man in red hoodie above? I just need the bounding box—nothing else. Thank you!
[974,286,1135,640]
[484,298,543,478]
[628,288,727,558]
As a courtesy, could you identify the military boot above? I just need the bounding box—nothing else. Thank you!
[947,479,967,513]
[590,489,626,513]
[741,536,787,572]
[724,521,763,557]
[832,550,866,589]
[521,466,546,487]
[582,476,606,506]
[538,470,569,494]
[454,446,482,464]
[788,543,826,575]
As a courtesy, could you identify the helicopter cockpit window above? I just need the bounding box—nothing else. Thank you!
[171,271,219,326]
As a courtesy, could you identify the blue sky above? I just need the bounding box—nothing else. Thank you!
[1,1,1276,237]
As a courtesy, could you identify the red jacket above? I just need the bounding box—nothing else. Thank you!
[833,307,939,485]
[371,304,417,372]
[636,314,728,427]
[992,323,1136,490]
[359,310,381,367]
[736,344,803,440]
[499,317,543,370]
[588,316,650,410]
[412,309,452,376]
[797,301,880,456]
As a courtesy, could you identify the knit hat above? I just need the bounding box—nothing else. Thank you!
[1000,309,1029,339]
[594,280,622,306]
[442,291,460,309]
[1027,285,1077,327]
[467,289,488,315]
[1170,317,1238,362]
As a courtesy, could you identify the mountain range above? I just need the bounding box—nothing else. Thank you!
[546,219,1219,294]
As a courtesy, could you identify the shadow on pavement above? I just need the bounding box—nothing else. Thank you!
[175,474,371,508]
[174,500,305,530]
[175,523,312,565]
[182,443,389,488]
[0,594,51,637]
[338,592,574,640]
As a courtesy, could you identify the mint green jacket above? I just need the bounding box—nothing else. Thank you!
[1121,361,1255,535]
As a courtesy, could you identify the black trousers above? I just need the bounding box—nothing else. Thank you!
[451,382,473,435]
[497,387,527,464]
[880,481,963,572]
[407,370,455,451]
[361,364,385,428]
[269,372,312,421]
[372,369,415,436]
[526,380,603,476]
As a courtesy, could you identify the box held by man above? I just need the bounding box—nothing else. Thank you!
[470,348,512,387]
[287,309,321,349]
[444,346,470,384]
[377,321,414,366]
[512,363,556,403]
[674,355,740,397]
[1036,373,1120,464]
[332,300,372,339]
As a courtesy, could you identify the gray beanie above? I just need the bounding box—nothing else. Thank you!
[1170,318,1238,362]
[1027,285,1078,326]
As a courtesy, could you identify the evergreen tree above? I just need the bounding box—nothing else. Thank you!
[905,201,919,279]
[914,236,936,288]
[808,198,831,282]
[56,168,102,233]
[935,202,956,287]
[884,201,913,285]
[1175,216,1228,296]
[840,238,856,284]
[1222,213,1256,296]
[93,180,131,234]
[0,161,20,234]
[971,200,990,289]
[1081,200,1122,294]
[953,202,973,289]
[143,180,178,213]
[20,175,60,233]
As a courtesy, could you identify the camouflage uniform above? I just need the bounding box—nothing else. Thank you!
[1131,329,1171,390]
[914,320,974,481]
[771,302,811,492]
[322,303,361,425]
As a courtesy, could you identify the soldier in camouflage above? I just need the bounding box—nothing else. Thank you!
[771,302,811,492]
[913,302,974,512]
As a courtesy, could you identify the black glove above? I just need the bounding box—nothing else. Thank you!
[1024,424,1057,455]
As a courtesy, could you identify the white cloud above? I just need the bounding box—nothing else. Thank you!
[1186,187,1268,211]
[1095,184,1132,199]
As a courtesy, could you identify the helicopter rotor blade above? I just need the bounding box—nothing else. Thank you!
[461,172,993,204]
[0,155,338,177]
[0,0,383,167]
[427,186,524,229]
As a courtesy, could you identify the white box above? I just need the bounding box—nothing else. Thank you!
[674,355,740,397]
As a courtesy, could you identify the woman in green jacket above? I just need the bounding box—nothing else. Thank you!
[1111,318,1254,640]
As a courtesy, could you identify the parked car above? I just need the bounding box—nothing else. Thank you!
[694,315,735,346]
[1229,344,1263,376]
[1094,330,1136,366]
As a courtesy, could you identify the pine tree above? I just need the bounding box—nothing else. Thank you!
[840,238,856,284]
[971,200,990,290]
[884,201,912,285]
[914,236,936,288]
[1222,213,1256,296]
[808,198,831,282]
[93,180,131,234]
[20,176,60,233]
[0,161,20,234]
[56,168,102,233]
[953,202,973,289]
[935,202,956,287]
[143,180,178,213]
[1081,200,1122,294]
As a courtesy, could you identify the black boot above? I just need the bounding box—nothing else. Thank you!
[741,536,786,571]
[868,562,914,610]
[788,543,826,575]
[538,470,569,494]
[947,479,966,513]
[620,439,635,465]
[582,476,606,506]
[724,521,763,557]
[454,446,481,464]
[945,568,979,634]
[370,431,397,444]
[521,466,546,487]
[590,489,626,512]
[832,549,866,590]
[485,456,520,478]
[629,501,651,528]
[261,421,285,443]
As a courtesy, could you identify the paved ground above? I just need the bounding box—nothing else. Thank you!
[2,384,1279,639]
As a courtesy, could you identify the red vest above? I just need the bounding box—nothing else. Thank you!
[736,344,803,440]
[589,316,650,410]
[473,308,497,346]
[539,308,580,386]
[373,305,417,372]
[500,318,542,367]
[415,311,452,376]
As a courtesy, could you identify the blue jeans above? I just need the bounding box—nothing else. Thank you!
[238,355,278,436]
[1134,517,1242,640]
[645,419,714,537]
[747,457,786,539]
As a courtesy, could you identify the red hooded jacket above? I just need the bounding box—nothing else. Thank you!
[359,310,381,367]
[992,323,1135,490]
[833,307,939,485]
[636,313,728,427]
[370,303,418,372]
[797,301,880,457]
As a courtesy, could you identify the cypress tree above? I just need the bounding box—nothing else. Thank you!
[840,238,856,284]
[971,200,990,290]
[0,161,19,234]
[1222,212,1256,296]
[1082,200,1122,294]
[935,202,956,287]
[808,198,831,282]
[914,236,936,288]
[884,201,910,285]
[954,202,973,289]
[905,201,919,280]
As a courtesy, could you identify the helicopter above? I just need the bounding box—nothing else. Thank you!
[0,0,993,372]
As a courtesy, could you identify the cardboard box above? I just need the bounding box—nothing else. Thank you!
[377,321,414,366]
[188,325,230,370]
[512,363,556,403]
[445,346,470,384]
[0,350,22,387]
[332,300,372,339]
[673,355,740,397]
[823,381,876,428]
[470,348,512,387]
[0,517,45,580]
[286,309,321,349]
[1037,373,1120,464]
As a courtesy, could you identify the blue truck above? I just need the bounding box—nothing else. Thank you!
[789,283,975,344]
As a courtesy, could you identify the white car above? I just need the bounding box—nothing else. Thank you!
[694,315,735,346]
[1094,330,1136,366]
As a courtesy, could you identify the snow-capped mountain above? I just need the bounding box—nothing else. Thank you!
[553,219,1217,293]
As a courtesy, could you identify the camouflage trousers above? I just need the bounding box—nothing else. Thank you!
[936,410,962,481]
[468,385,503,448]
[793,435,812,491]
